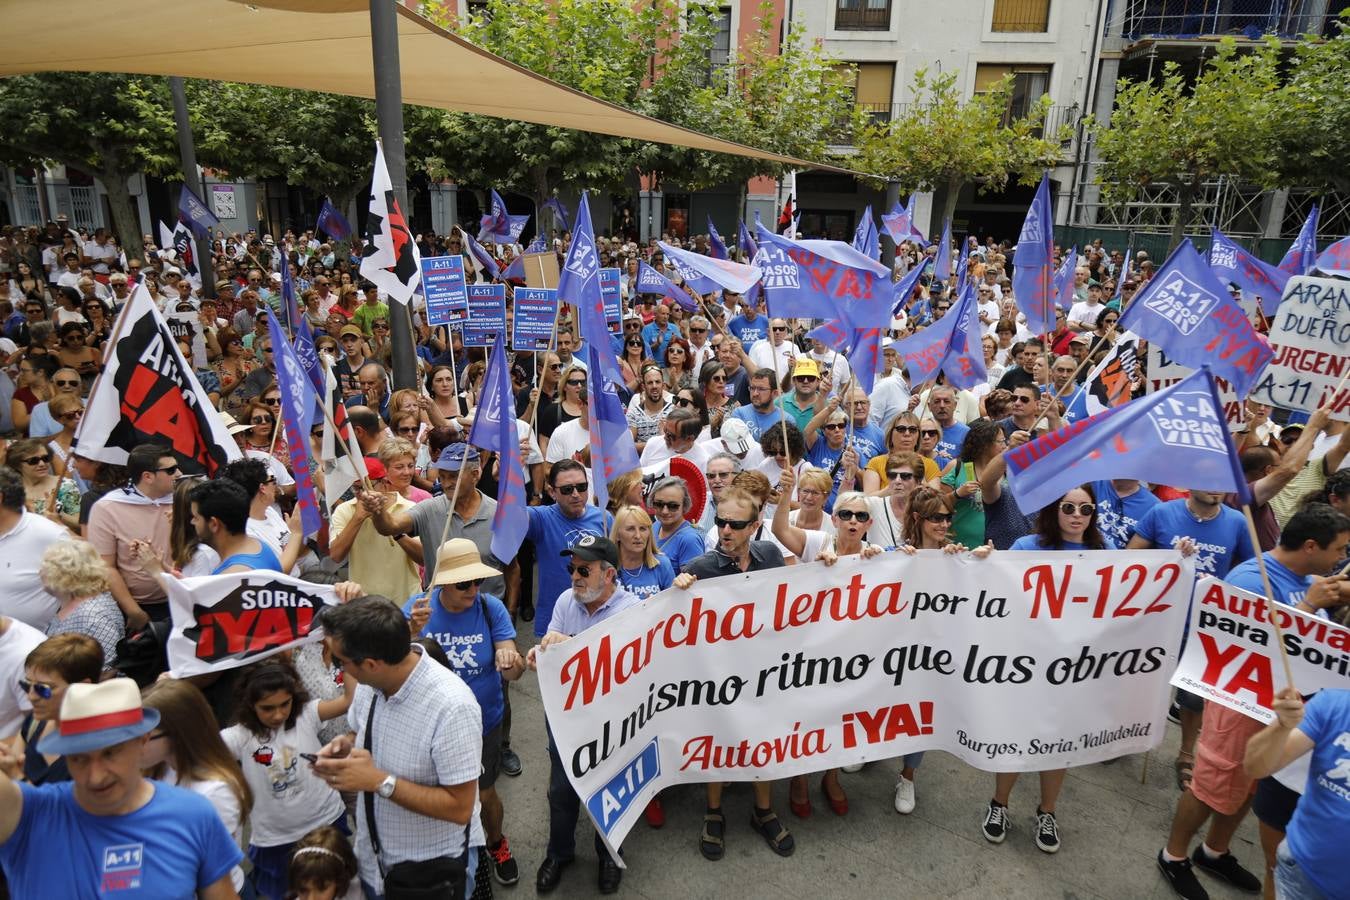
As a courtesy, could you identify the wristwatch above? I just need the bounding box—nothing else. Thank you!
[377,774,397,799]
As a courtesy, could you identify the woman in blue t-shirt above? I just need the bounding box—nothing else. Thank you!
[611,505,675,602]
[649,477,706,574]
[993,484,1115,855]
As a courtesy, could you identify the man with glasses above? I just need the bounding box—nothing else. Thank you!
[674,488,795,862]
[86,444,179,628]
[0,465,71,630]
[640,406,709,470]
[522,460,611,640]
[527,535,639,894]
[686,315,715,373]
[25,367,84,439]
[779,358,826,431]
[996,384,1061,441]
[747,318,799,383]
[696,451,743,530]
[976,285,1000,334]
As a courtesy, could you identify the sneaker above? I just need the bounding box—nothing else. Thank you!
[1167,701,1182,724]
[981,800,1009,843]
[500,744,523,778]
[1034,808,1060,854]
[1157,850,1210,900]
[489,836,519,886]
[840,763,864,773]
[893,776,916,814]
[1191,846,1260,893]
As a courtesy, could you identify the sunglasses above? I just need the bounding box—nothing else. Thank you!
[824,422,846,431]
[566,563,592,577]
[1011,395,1035,404]
[1059,502,1096,516]
[836,509,871,523]
[674,397,695,408]
[555,483,588,496]
[626,338,643,346]
[651,499,682,512]
[396,425,419,435]
[893,425,918,434]
[771,326,788,332]
[374,323,390,330]
[920,429,940,438]
[690,327,707,334]
[887,471,916,481]
[250,416,273,425]
[924,513,954,524]
[454,578,484,590]
[17,679,54,699]
[54,379,81,388]
[263,397,281,406]
[58,410,83,421]
[714,516,754,530]
[22,455,50,466]
[794,375,818,383]
[565,379,586,388]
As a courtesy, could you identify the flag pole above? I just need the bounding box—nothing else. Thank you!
[426,457,471,586]
[1025,324,1118,435]
[317,358,375,494]
[1239,505,1298,691]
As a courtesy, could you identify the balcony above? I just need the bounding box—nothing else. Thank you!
[1120,0,1339,40]
[832,102,1080,145]
[835,1,893,31]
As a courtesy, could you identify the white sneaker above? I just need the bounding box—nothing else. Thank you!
[840,763,864,773]
[893,776,916,814]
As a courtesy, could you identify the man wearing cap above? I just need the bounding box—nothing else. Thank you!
[0,679,243,898]
[702,417,765,470]
[527,535,640,894]
[332,457,422,603]
[779,358,826,432]
[405,539,524,888]
[335,324,370,401]
[1068,280,1106,332]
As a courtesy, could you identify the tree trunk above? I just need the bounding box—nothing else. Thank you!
[1170,178,1196,253]
[99,168,144,265]
[532,166,551,236]
[941,176,962,231]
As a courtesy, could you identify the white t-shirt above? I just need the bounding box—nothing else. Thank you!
[788,508,836,536]
[180,776,246,892]
[639,437,711,472]
[1068,300,1104,329]
[0,618,46,738]
[220,699,346,846]
[247,506,294,574]
[544,418,590,465]
[977,299,1001,334]
[748,339,797,383]
[83,240,118,274]
[0,511,70,629]
[865,495,907,548]
[181,544,222,578]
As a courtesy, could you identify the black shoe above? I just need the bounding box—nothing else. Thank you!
[500,744,523,777]
[535,857,571,894]
[1157,850,1209,900]
[981,800,1009,844]
[520,600,535,622]
[489,836,519,886]
[1167,701,1182,724]
[598,854,622,895]
[1191,846,1261,893]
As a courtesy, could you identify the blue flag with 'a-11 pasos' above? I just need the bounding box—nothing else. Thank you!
[585,342,641,510]
[468,333,529,562]
[1208,228,1289,310]
[886,280,987,391]
[1117,238,1272,396]
[635,261,697,312]
[265,311,322,539]
[1005,368,1251,515]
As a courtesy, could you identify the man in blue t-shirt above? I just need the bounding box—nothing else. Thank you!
[525,460,612,638]
[640,302,680,361]
[927,385,969,469]
[1128,490,1253,580]
[731,368,783,440]
[0,680,241,899]
[405,538,525,887]
[727,297,767,345]
[1244,688,1350,900]
[1091,479,1159,552]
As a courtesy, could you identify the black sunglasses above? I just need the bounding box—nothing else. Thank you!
[714,516,754,530]
[836,509,871,522]
[22,455,50,466]
[454,578,484,590]
[565,379,586,388]
[924,513,954,524]
[566,563,592,577]
[650,500,682,512]
[920,429,940,438]
[887,471,916,481]
[555,483,588,496]
[674,397,695,408]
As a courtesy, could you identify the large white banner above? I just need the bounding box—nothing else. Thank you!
[1250,275,1350,421]
[164,571,337,677]
[1170,575,1350,723]
[537,550,1191,850]
[1146,342,1242,427]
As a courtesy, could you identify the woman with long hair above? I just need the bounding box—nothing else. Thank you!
[663,336,695,391]
[171,477,220,576]
[141,678,255,898]
[213,326,258,421]
[619,332,649,395]
[940,419,1007,550]
[610,504,674,601]
[425,364,467,425]
[671,383,711,441]
[11,354,56,436]
[537,363,587,458]
[6,437,79,531]
[240,396,289,472]
[862,412,940,492]
[698,360,735,431]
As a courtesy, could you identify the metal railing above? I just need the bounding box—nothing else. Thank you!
[835,1,893,31]
[1118,0,1339,40]
[834,102,1079,144]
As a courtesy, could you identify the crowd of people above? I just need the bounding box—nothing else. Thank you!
[0,213,1347,900]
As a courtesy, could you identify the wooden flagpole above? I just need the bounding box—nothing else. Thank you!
[1240,506,1298,690]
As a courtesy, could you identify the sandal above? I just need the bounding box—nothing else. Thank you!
[1174,752,1195,792]
[700,811,725,861]
[750,808,795,857]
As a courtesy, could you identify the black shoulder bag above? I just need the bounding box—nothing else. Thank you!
[364,695,469,900]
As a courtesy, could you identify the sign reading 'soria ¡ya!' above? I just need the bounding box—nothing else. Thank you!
[536,550,1191,853]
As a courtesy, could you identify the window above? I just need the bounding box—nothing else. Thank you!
[844,62,896,123]
[975,63,1050,123]
[991,0,1050,33]
[836,0,893,31]
[710,7,732,71]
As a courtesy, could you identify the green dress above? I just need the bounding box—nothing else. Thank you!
[940,462,986,549]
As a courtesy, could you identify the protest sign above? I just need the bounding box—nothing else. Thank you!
[1171,575,1350,722]
[1250,275,1350,420]
[463,284,507,347]
[513,287,558,352]
[537,550,1190,851]
[164,308,208,370]
[599,267,622,335]
[163,571,338,677]
[1146,342,1242,426]
[420,255,469,327]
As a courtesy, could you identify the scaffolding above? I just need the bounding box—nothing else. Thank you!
[1117,0,1337,41]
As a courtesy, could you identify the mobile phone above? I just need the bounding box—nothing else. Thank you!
[299,752,318,763]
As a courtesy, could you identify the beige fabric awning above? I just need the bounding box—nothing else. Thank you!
[0,0,862,177]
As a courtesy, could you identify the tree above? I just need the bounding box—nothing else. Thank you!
[852,68,1068,226]
[0,73,177,259]
[1090,39,1285,250]
[1275,16,1350,196]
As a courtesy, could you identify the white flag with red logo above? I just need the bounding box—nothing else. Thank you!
[359,141,421,304]
[320,359,368,510]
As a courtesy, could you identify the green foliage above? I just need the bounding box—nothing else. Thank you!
[852,68,1068,224]
[1276,15,1350,195]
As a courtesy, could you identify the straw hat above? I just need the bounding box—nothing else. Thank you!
[430,538,501,587]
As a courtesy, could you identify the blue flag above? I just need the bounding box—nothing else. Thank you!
[1012,172,1056,334]
[933,219,953,284]
[501,253,526,283]
[542,197,570,232]
[1314,235,1350,278]
[881,194,925,245]
[585,342,640,510]
[890,263,927,319]
[525,232,548,254]
[955,236,971,294]
[737,220,758,260]
[658,241,762,295]
[1005,368,1251,515]
[851,205,879,260]
[1209,228,1289,310]
[293,316,325,398]
[807,321,883,395]
[265,312,322,539]
[177,185,219,240]
[1279,205,1319,276]
[479,189,530,244]
[279,256,301,332]
[1117,239,1272,396]
[458,227,501,281]
[752,225,888,329]
[1053,247,1078,316]
[707,217,729,260]
[316,198,353,241]
[887,281,987,391]
[560,193,625,389]
[468,333,529,562]
[636,261,697,312]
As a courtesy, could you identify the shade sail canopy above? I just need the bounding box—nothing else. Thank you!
[0,0,863,177]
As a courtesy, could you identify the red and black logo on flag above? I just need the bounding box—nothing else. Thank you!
[362,190,419,286]
[109,313,231,476]
[185,578,323,664]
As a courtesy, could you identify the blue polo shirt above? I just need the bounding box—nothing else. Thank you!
[1225,552,1312,608]
[1091,480,1160,549]
[1285,689,1350,899]
[641,321,681,361]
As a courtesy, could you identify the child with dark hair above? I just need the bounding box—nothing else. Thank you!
[286,826,360,900]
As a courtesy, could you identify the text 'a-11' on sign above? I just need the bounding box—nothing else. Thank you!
[586,738,660,836]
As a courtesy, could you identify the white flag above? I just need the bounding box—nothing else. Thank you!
[359,141,421,304]
[320,360,368,510]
